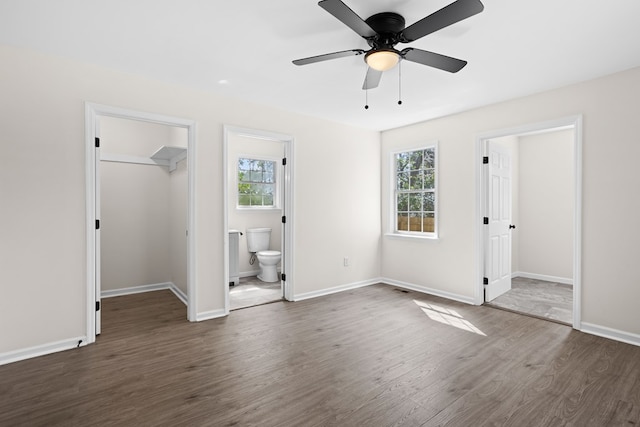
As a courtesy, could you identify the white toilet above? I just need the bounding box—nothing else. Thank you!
[246,228,281,282]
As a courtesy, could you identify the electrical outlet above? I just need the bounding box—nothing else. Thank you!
[343,257,349,267]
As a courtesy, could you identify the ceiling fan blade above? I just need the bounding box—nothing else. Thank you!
[293,49,365,66]
[362,67,382,90]
[318,0,377,38]
[401,48,467,73]
[401,0,484,42]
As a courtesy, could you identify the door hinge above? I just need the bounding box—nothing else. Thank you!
[282,157,287,166]
[483,277,488,285]
[282,216,286,224]
[95,137,100,148]
[482,156,488,164]
[483,217,489,225]
[95,219,100,229]
[281,273,286,281]
[96,301,100,311]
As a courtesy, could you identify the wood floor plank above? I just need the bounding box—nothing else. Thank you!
[1,285,639,426]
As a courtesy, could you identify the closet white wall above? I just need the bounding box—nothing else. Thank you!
[100,117,188,297]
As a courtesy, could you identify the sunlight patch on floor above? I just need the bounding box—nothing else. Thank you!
[414,300,486,336]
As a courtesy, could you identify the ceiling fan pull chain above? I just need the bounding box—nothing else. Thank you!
[398,60,403,105]
[365,87,369,110]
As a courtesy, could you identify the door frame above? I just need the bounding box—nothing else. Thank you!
[223,125,295,313]
[474,115,583,328]
[85,102,197,344]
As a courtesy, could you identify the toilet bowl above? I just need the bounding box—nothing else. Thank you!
[256,250,281,282]
[246,228,281,283]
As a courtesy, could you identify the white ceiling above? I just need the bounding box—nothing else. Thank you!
[2,0,640,131]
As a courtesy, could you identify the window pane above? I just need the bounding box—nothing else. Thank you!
[397,172,409,190]
[423,213,435,233]
[250,195,263,205]
[410,151,423,171]
[396,152,410,171]
[264,193,274,205]
[238,194,251,206]
[397,213,409,231]
[409,213,422,232]
[424,149,435,168]
[264,172,274,183]
[409,170,423,190]
[422,192,435,211]
[397,193,408,212]
[424,169,435,189]
[408,193,422,212]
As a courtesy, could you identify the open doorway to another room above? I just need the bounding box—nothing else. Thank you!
[85,104,196,342]
[478,116,582,327]
[224,126,294,311]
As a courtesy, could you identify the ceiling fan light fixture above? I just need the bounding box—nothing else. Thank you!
[365,49,400,71]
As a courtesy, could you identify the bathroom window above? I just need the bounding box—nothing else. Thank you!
[237,157,277,208]
[393,145,437,237]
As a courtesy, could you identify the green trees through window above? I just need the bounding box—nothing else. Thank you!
[238,158,276,207]
[395,147,436,234]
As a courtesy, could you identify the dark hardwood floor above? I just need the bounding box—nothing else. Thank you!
[1,284,639,426]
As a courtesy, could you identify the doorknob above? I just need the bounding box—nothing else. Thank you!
[509,224,516,229]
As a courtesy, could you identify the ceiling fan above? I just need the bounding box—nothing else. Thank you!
[293,0,485,90]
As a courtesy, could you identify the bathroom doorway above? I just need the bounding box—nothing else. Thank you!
[223,126,294,312]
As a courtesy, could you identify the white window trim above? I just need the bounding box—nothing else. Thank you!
[236,154,280,210]
[388,142,439,240]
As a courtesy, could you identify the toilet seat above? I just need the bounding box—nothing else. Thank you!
[258,250,281,258]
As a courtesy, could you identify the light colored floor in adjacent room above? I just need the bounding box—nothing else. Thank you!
[486,276,573,324]
[229,275,282,310]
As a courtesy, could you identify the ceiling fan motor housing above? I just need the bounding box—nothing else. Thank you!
[365,12,405,49]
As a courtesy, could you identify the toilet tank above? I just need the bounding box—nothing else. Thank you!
[246,228,271,252]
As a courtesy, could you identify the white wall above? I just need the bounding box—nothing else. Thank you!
[517,130,573,281]
[0,44,381,358]
[227,134,283,276]
[382,65,640,336]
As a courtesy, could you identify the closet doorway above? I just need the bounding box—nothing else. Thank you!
[85,104,196,342]
[223,126,294,312]
[476,116,582,327]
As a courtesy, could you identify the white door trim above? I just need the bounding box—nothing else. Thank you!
[474,115,583,329]
[223,125,295,313]
[85,102,197,344]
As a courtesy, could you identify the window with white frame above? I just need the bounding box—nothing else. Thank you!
[393,145,437,235]
[237,157,277,208]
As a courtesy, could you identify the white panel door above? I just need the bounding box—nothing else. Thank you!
[485,142,513,301]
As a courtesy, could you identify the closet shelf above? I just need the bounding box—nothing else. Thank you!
[151,146,187,172]
[101,146,187,172]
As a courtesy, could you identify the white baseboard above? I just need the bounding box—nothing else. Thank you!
[513,271,573,286]
[380,278,476,305]
[239,270,261,278]
[239,268,282,279]
[293,278,379,302]
[580,322,640,347]
[101,282,188,306]
[0,336,86,366]
[101,282,174,298]
[195,309,227,322]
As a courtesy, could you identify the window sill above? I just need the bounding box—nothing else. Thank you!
[384,232,439,241]
[236,206,281,212]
